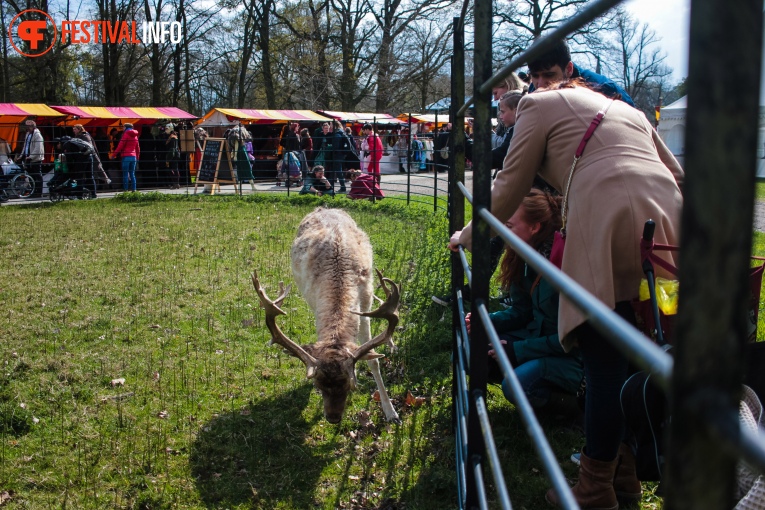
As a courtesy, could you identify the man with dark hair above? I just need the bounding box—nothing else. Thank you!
[528,39,634,107]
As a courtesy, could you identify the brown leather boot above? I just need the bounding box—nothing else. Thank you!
[613,443,642,505]
[545,449,619,510]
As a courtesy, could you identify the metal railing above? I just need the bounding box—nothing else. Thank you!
[448,0,765,507]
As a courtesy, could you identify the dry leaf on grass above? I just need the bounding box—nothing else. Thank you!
[152,372,160,382]
[157,410,169,419]
[372,390,381,402]
[111,378,126,387]
[148,324,161,329]
[357,411,373,428]
[405,391,427,407]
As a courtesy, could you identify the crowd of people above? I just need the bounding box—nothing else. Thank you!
[444,39,682,510]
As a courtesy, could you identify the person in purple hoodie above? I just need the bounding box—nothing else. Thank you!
[112,123,141,191]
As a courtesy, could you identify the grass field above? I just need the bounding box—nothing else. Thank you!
[0,193,762,509]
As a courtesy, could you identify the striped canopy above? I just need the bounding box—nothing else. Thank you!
[198,108,332,126]
[397,113,451,126]
[318,111,403,124]
[0,103,63,117]
[50,105,197,127]
[0,104,65,156]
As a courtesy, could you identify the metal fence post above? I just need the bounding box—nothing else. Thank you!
[450,16,467,507]
[463,0,493,506]
[666,0,764,508]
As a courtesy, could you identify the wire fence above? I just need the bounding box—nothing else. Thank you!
[0,121,453,210]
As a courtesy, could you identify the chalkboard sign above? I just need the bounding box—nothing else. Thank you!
[197,139,222,182]
[194,138,239,195]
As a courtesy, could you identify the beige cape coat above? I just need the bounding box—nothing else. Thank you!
[459,87,683,348]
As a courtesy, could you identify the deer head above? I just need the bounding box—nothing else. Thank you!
[251,269,399,423]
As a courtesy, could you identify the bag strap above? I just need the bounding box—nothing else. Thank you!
[561,99,615,233]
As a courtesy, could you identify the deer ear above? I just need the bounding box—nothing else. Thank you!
[341,358,358,389]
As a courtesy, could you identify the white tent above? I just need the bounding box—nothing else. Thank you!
[657,28,765,174]
[656,96,687,164]
[657,95,765,176]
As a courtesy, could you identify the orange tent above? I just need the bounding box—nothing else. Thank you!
[0,103,64,154]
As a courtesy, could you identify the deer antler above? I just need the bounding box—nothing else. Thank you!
[251,271,319,378]
[352,269,400,362]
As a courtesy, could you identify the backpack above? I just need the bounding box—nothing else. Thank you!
[619,370,669,482]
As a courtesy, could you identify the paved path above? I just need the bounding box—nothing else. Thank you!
[1,163,475,206]
[7,171,765,235]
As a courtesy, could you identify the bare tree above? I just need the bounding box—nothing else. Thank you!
[330,0,376,110]
[608,8,672,113]
[370,0,459,112]
[275,0,335,109]
[492,0,616,72]
[401,18,453,110]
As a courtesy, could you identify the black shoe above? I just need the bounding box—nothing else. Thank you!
[431,294,451,307]
[338,187,346,193]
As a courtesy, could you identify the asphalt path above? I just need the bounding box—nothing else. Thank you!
[8,167,765,235]
[1,156,476,206]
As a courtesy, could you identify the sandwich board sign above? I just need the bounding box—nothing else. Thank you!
[194,138,239,195]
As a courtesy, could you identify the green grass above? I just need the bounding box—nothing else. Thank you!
[0,194,457,509]
[756,182,765,200]
[3,193,757,509]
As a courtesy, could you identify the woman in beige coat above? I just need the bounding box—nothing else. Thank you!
[449,82,683,509]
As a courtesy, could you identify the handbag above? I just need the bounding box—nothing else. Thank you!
[550,99,615,269]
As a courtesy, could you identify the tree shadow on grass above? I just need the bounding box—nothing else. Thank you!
[190,384,334,508]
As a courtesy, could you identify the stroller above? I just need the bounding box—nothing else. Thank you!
[48,157,94,202]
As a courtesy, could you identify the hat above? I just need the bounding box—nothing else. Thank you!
[123,123,133,129]
[165,123,175,133]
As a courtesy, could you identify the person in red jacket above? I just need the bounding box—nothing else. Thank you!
[362,123,383,186]
[112,123,141,191]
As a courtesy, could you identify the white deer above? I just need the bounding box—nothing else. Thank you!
[252,208,400,423]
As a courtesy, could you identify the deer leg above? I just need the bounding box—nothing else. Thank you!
[366,357,400,423]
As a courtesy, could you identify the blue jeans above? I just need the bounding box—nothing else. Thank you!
[122,156,137,191]
[501,359,556,408]
[577,301,634,462]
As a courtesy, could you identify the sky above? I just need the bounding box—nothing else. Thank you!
[623,0,691,82]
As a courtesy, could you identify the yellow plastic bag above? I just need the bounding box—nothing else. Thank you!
[639,277,679,316]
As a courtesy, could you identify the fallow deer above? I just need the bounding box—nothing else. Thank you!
[252,208,400,423]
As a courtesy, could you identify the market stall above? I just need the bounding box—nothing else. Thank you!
[197,108,333,181]
[0,103,65,157]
